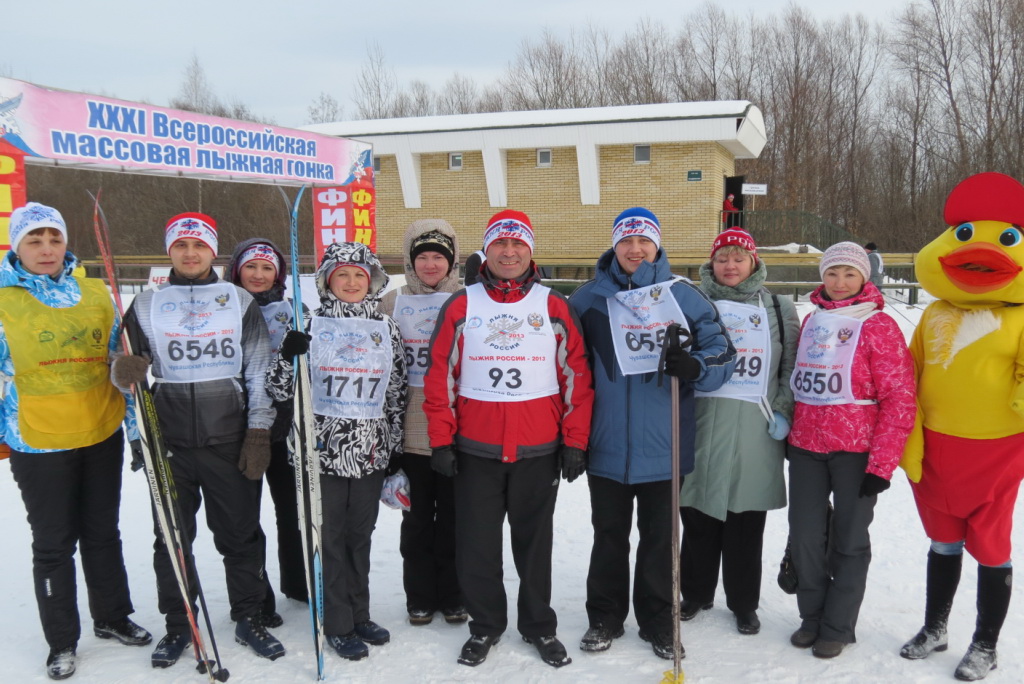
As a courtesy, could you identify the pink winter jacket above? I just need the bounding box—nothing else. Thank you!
[788,283,916,480]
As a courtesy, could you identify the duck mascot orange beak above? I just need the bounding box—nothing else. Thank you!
[916,172,1024,305]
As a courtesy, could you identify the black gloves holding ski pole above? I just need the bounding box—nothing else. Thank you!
[129,439,145,472]
[661,325,701,381]
[280,330,311,358]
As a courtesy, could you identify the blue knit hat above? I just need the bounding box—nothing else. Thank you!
[612,207,661,248]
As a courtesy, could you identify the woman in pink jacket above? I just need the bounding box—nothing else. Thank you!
[786,242,916,659]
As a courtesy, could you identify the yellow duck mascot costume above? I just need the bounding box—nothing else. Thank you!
[899,172,1024,681]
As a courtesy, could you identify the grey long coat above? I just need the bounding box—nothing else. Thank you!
[680,263,799,520]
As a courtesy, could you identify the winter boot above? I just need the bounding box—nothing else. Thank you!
[678,599,713,621]
[45,647,76,681]
[457,634,500,666]
[234,614,286,660]
[580,623,625,652]
[442,605,469,624]
[639,629,685,660]
[523,635,571,668]
[94,617,153,646]
[735,611,760,635]
[354,619,390,646]
[151,632,190,668]
[901,550,962,659]
[408,608,435,625]
[260,610,284,629]
[327,632,368,661]
[954,565,1011,681]
[812,639,845,659]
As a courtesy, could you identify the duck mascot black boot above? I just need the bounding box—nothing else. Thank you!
[954,565,1011,681]
[901,550,963,659]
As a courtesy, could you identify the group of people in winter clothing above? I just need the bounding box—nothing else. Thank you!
[2,180,1021,682]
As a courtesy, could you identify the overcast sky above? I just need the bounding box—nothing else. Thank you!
[5,1,903,129]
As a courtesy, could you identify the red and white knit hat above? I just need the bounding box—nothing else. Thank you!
[483,210,535,254]
[710,228,757,262]
[165,212,218,255]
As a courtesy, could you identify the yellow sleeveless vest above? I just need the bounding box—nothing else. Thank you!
[0,278,126,449]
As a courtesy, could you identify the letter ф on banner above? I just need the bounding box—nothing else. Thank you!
[0,139,28,251]
[311,179,376,263]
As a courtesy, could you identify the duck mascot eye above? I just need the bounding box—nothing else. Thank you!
[898,172,1024,678]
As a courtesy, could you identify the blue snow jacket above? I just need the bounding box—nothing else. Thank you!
[569,249,735,484]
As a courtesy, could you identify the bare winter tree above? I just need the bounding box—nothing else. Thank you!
[502,29,599,110]
[354,42,400,119]
[171,54,218,114]
[605,19,672,105]
[676,3,731,100]
[436,73,479,115]
[307,91,343,124]
[406,80,437,117]
[752,6,825,211]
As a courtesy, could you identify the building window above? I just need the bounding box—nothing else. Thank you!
[449,153,463,171]
[537,149,552,167]
[372,156,381,172]
[634,145,651,164]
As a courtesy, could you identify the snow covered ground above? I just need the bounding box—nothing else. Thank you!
[2,293,1024,683]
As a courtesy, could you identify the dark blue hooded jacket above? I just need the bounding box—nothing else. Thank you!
[569,249,735,484]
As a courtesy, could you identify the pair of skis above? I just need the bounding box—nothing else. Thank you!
[286,186,327,680]
[89,190,229,682]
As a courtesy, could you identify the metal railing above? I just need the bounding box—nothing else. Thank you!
[722,210,857,250]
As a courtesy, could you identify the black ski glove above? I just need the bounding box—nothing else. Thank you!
[129,439,145,472]
[386,451,403,476]
[859,472,891,498]
[280,330,312,358]
[559,446,586,483]
[238,428,272,480]
[431,445,458,477]
[111,354,150,390]
[664,346,702,381]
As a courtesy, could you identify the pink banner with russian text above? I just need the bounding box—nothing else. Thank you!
[0,77,371,186]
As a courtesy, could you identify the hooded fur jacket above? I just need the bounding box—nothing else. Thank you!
[266,242,408,477]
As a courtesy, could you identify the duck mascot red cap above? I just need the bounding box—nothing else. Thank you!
[898,172,1024,679]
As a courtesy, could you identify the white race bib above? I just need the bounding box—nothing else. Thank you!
[791,311,865,405]
[695,300,771,403]
[310,317,394,419]
[260,300,293,354]
[394,293,451,388]
[608,280,690,375]
[459,284,559,402]
[150,283,243,383]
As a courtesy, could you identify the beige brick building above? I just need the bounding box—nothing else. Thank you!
[306,102,766,264]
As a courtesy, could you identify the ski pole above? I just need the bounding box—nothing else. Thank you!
[663,322,685,684]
